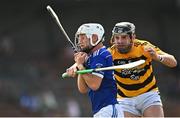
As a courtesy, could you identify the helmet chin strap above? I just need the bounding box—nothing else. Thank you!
[85,35,102,53]
[81,41,102,53]
[81,45,92,53]
[76,34,104,53]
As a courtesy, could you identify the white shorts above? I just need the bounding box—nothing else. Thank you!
[117,91,163,116]
[93,104,124,118]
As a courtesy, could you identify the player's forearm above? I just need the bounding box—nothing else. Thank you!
[77,75,88,93]
[80,73,102,91]
[77,64,102,91]
[158,54,177,67]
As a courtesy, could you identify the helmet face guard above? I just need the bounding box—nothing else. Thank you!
[111,22,135,53]
[112,22,135,36]
[74,34,92,53]
[75,23,105,52]
[113,26,132,35]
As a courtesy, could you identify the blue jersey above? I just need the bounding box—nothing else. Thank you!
[84,46,118,114]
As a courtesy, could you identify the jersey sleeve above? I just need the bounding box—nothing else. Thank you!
[142,40,165,55]
[90,53,112,79]
[90,56,106,78]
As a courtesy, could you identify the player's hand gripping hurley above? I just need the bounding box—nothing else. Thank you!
[62,59,145,78]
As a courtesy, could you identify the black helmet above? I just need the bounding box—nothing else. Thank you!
[112,22,135,35]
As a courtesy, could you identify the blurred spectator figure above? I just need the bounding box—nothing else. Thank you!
[64,46,74,58]
[66,98,81,117]
[20,92,41,112]
[41,91,58,110]
[0,35,14,56]
[58,46,74,67]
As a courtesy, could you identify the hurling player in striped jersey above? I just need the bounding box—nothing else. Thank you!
[108,22,177,117]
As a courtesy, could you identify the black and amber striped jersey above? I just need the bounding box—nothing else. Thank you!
[108,39,164,98]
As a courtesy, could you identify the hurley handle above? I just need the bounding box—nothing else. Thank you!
[61,69,94,78]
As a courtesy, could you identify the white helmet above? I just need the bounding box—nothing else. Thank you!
[112,22,135,35]
[75,23,105,48]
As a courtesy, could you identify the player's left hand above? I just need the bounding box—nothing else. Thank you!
[74,52,87,65]
[144,46,159,61]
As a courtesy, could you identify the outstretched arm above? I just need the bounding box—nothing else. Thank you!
[144,46,177,67]
[157,52,177,67]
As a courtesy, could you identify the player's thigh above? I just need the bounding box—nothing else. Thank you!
[143,105,164,117]
[139,91,164,117]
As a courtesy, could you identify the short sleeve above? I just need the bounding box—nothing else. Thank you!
[90,56,106,78]
[142,40,165,55]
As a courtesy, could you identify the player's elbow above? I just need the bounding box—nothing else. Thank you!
[89,84,100,91]
[88,77,102,91]
[170,61,177,68]
[78,87,88,94]
[78,89,88,94]
[169,56,178,68]
[172,56,177,67]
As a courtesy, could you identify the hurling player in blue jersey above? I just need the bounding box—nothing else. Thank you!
[66,23,124,117]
